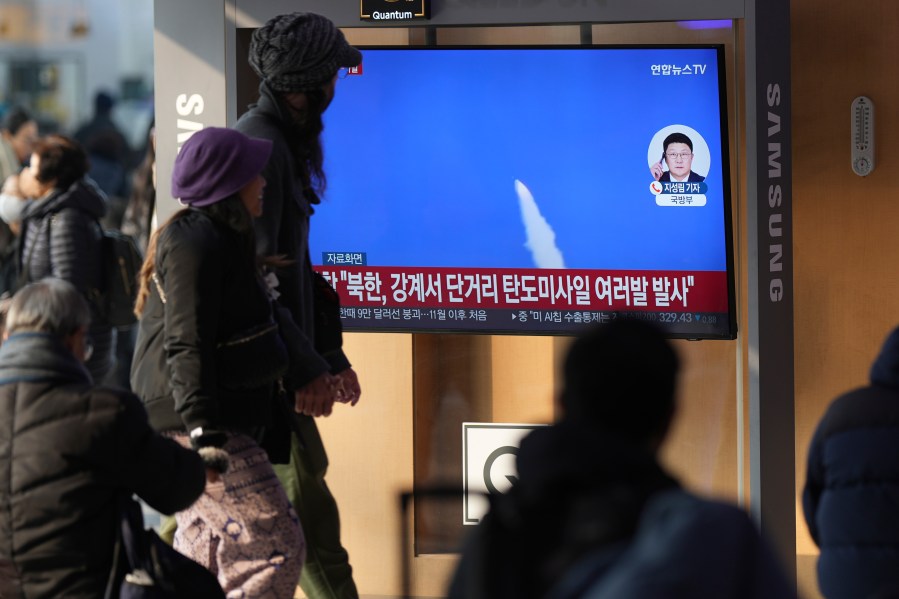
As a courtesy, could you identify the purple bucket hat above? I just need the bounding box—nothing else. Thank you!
[172,127,272,207]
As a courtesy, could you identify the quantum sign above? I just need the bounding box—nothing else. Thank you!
[360,0,430,21]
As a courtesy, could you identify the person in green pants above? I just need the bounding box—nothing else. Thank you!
[235,12,364,599]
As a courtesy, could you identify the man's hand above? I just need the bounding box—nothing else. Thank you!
[650,161,664,181]
[334,367,361,406]
[294,372,338,417]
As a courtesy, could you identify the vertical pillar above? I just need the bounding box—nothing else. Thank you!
[153,0,228,222]
[745,0,796,585]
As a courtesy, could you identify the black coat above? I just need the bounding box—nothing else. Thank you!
[803,327,899,599]
[0,332,205,598]
[18,178,114,382]
[234,84,346,386]
[131,208,292,435]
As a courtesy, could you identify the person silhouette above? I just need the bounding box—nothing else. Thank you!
[448,319,794,599]
[234,12,364,598]
[803,325,899,599]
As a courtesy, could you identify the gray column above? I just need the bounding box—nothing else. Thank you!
[745,0,797,586]
[153,0,228,222]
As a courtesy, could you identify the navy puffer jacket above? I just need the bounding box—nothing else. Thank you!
[802,327,899,599]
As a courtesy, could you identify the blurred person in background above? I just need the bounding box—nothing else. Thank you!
[0,107,39,298]
[0,106,38,184]
[107,123,157,392]
[16,134,114,382]
[73,90,133,229]
[0,174,28,298]
[121,123,156,255]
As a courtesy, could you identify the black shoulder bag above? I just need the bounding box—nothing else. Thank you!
[104,495,225,599]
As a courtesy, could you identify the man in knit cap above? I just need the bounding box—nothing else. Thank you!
[234,12,362,599]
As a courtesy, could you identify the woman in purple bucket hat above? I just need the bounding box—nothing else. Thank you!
[130,126,307,597]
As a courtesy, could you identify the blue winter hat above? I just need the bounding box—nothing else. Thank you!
[172,127,272,207]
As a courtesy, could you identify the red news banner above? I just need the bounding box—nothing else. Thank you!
[315,266,729,313]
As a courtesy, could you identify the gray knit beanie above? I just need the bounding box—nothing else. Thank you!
[249,12,362,92]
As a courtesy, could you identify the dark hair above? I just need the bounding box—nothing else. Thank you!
[2,106,34,136]
[278,86,329,204]
[94,90,115,115]
[663,132,694,153]
[560,318,679,443]
[32,134,89,190]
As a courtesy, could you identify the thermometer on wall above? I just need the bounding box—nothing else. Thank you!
[851,96,874,177]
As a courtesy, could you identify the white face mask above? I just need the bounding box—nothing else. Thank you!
[0,192,27,224]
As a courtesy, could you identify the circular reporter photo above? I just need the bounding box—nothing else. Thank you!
[647,124,710,184]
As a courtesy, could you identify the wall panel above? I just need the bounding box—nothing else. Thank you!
[792,2,899,598]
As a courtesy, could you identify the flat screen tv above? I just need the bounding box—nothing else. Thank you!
[311,45,737,338]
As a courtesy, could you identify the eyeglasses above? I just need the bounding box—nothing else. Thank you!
[337,68,349,80]
[665,152,693,160]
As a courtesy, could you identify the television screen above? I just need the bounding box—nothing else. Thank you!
[311,45,736,338]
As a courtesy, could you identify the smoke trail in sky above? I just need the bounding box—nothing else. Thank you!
[514,179,565,269]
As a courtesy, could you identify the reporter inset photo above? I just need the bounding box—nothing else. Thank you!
[648,126,710,184]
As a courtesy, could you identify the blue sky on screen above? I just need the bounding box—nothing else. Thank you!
[313,46,729,272]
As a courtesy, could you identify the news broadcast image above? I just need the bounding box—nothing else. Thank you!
[312,46,735,338]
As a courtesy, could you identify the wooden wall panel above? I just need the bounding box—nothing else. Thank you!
[663,339,740,499]
[489,336,560,424]
[314,333,414,596]
[792,2,899,598]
